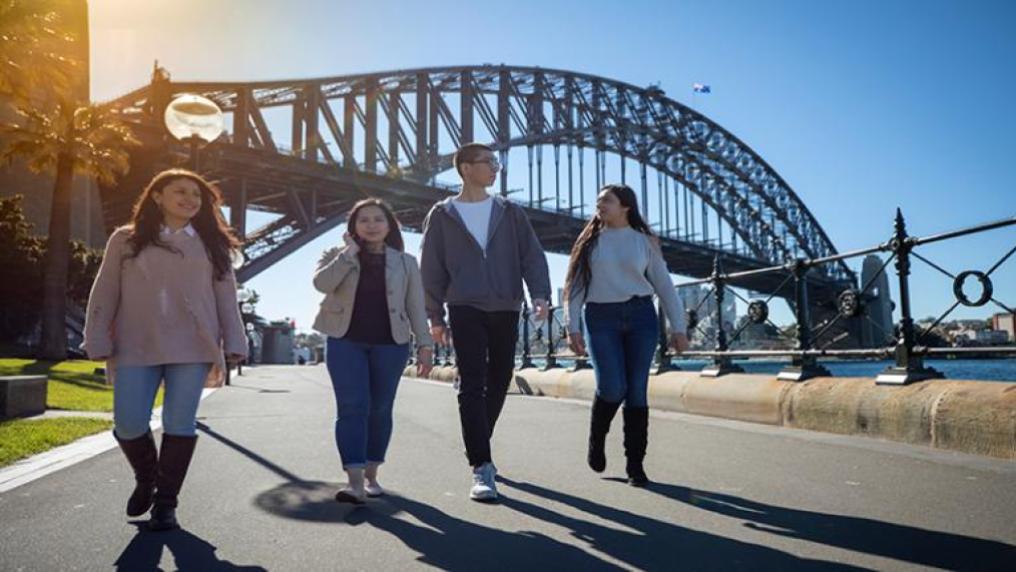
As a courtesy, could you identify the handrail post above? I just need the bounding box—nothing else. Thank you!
[653,303,675,374]
[542,304,559,370]
[701,256,744,377]
[778,259,831,381]
[877,209,943,384]
[569,313,590,372]
[520,301,535,369]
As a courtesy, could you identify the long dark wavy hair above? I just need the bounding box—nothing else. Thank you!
[564,184,654,303]
[347,198,405,252]
[125,169,241,281]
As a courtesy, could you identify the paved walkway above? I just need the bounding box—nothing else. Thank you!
[1,365,1013,571]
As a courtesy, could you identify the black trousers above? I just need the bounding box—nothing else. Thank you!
[448,305,520,467]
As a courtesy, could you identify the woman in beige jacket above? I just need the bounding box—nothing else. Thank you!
[313,198,434,503]
[82,169,247,531]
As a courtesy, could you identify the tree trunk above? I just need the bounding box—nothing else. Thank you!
[38,153,75,360]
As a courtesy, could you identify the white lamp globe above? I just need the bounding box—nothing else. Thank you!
[164,94,224,143]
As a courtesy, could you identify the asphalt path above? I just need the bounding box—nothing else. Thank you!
[1,364,1013,571]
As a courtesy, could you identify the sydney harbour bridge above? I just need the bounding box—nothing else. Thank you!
[101,65,857,321]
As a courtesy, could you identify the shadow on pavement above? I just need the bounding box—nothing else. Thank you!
[253,480,387,523]
[221,383,291,394]
[351,493,622,570]
[499,477,867,571]
[196,421,302,482]
[251,480,620,571]
[251,479,620,569]
[196,421,375,524]
[619,479,1016,572]
[114,523,266,571]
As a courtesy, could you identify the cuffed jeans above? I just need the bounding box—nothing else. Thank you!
[584,296,659,407]
[325,336,410,469]
[113,363,212,439]
[447,305,520,467]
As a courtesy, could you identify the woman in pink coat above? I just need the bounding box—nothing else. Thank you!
[83,169,247,531]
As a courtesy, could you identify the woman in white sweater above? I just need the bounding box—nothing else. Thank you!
[564,184,689,486]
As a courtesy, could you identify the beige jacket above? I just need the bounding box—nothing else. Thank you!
[312,245,434,349]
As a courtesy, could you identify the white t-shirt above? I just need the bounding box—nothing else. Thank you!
[452,196,493,253]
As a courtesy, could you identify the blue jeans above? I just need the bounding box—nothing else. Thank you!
[113,363,212,439]
[325,337,410,469]
[584,296,659,407]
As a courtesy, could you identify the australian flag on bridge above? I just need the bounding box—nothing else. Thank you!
[693,83,711,94]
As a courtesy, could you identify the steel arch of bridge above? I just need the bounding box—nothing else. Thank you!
[107,64,854,288]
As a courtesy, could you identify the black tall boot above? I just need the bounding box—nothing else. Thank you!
[622,407,649,486]
[149,434,198,532]
[115,431,158,517]
[587,397,622,473]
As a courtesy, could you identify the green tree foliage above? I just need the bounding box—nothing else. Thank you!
[0,101,138,358]
[0,195,102,345]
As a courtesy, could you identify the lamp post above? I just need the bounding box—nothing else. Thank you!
[163,93,224,172]
[237,288,256,377]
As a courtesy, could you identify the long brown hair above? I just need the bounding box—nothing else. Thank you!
[125,169,241,280]
[564,184,654,303]
[347,198,405,252]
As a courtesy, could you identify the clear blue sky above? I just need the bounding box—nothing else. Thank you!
[88,0,1015,331]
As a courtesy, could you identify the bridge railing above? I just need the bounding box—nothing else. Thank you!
[413,210,1014,385]
[665,210,1015,384]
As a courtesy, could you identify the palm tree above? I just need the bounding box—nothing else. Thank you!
[0,0,77,103]
[1,101,139,359]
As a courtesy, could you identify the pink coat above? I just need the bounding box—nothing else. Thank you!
[82,227,248,387]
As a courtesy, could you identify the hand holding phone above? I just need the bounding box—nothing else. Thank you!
[342,231,361,255]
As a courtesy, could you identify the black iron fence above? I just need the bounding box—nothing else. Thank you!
[422,210,1014,385]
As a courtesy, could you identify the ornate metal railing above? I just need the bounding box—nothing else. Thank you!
[669,210,1014,383]
[422,210,1013,385]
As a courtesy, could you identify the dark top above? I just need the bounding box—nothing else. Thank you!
[344,250,395,345]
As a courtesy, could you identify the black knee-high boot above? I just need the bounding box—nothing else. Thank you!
[149,434,198,531]
[588,397,622,472]
[115,431,158,517]
[622,407,649,486]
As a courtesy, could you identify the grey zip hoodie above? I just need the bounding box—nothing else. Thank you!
[420,195,551,326]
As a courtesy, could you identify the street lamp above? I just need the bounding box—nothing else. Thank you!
[164,93,224,172]
[239,290,257,368]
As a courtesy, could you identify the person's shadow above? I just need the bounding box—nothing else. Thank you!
[497,477,864,571]
[114,523,267,571]
[253,478,617,569]
[350,493,622,570]
[626,479,1016,571]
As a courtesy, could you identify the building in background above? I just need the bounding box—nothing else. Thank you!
[260,322,295,364]
[677,285,735,347]
[0,0,106,249]
[859,255,895,347]
[990,313,1015,342]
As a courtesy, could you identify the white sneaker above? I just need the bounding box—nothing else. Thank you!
[365,481,384,497]
[469,463,497,501]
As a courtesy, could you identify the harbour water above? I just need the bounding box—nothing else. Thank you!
[528,358,1016,382]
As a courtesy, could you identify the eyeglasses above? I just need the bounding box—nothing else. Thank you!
[465,157,501,170]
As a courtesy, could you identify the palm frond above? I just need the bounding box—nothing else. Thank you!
[0,99,139,182]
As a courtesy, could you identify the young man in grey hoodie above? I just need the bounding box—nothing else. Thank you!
[420,142,551,501]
